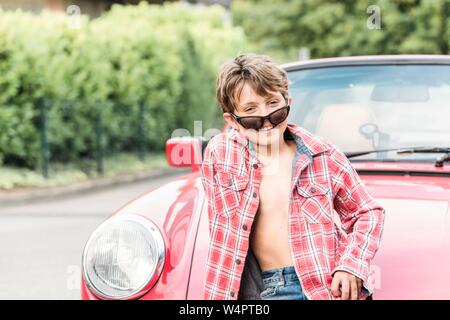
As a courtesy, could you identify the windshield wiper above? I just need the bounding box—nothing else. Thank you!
[345,146,450,167]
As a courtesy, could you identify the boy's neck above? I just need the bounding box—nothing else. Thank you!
[254,135,294,162]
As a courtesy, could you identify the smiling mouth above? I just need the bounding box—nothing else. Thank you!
[259,126,274,132]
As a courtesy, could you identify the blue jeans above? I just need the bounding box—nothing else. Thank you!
[260,266,308,300]
[260,265,373,300]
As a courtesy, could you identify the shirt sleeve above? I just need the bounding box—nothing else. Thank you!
[329,146,386,293]
[201,139,217,234]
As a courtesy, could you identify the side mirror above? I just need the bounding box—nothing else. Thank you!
[165,137,207,172]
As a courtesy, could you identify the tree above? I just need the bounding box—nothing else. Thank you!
[232,0,450,63]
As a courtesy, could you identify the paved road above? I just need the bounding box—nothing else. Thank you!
[0,170,188,300]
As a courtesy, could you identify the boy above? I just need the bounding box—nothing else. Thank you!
[201,53,385,300]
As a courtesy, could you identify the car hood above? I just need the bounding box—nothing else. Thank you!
[361,174,450,299]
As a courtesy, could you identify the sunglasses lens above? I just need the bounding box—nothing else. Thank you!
[269,107,289,125]
[240,118,264,130]
[234,106,289,130]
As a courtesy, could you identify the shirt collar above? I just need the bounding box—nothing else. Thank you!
[225,123,330,159]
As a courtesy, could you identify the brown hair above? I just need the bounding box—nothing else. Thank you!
[215,53,289,114]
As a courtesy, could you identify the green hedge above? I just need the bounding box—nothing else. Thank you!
[0,2,245,169]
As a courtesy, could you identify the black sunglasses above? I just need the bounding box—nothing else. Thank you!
[230,105,290,130]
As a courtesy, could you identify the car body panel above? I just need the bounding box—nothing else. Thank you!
[356,173,450,299]
[81,173,204,300]
[281,54,450,71]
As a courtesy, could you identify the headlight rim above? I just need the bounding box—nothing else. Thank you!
[82,214,165,300]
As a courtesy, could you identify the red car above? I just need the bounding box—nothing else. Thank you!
[81,55,450,300]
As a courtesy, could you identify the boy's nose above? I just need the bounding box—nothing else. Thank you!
[262,119,273,129]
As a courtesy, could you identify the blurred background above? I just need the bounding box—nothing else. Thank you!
[0,0,449,299]
[0,0,449,188]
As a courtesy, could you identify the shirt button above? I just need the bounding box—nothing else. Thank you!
[235,258,241,265]
[310,187,317,193]
[242,224,247,231]
[230,291,235,297]
[252,192,257,198]
[228,179,233,186]
[252,163,258,169]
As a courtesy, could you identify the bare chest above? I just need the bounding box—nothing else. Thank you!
[257,152,296,215]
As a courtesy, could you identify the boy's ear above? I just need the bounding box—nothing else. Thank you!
[223,113,240,131]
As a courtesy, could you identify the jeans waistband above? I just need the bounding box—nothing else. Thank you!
[261,266,299,286]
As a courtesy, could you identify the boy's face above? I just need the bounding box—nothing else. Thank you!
[223,83,292,148]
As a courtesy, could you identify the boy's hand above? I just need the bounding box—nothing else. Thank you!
[331,271,362,300]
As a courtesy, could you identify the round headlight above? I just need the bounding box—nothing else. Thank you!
[82,214,165,300]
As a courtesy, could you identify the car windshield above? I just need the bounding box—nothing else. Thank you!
[288,64,450,162]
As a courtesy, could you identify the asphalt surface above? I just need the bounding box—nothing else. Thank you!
[0,171,187,300]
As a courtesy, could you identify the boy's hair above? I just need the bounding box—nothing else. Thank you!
[216,53,289,114]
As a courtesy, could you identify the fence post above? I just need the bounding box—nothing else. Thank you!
[38,97,49,179]
[95,101,104,176]
[442,0,449,54]
[138,100,146,161]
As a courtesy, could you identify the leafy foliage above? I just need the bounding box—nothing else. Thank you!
[232,0,450,62]
[0,2,245,169]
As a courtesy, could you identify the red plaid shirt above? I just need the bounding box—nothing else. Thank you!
[201,123,385,300]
